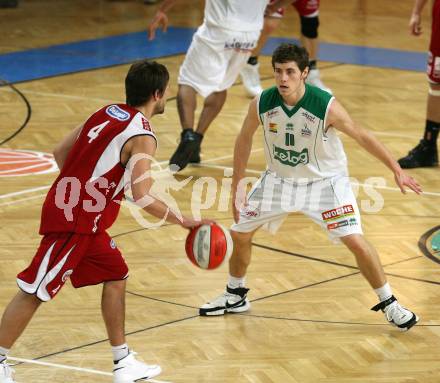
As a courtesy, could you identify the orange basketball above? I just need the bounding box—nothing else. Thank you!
[185,223,232,270]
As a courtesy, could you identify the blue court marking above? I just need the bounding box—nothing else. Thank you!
[0,27,427,84]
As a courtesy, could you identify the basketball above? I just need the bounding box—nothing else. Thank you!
[185,223,233,270]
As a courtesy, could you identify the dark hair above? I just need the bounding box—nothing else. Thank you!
[125,60,169,107]
[271,43,309,72]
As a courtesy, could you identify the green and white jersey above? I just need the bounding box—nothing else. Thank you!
[258,84,347,182]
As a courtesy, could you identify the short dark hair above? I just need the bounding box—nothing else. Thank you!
[271,43,309,72]
[125,60,169,107]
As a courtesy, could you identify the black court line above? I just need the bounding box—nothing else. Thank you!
[0,78,32,146]
[250,271,361,303]
[126,290,198,309]
[252,242,358,270]
[418,225,440,265]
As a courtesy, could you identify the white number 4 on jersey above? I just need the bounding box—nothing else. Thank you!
[87,121,110,143]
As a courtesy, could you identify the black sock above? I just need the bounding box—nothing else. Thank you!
[423,120,440,145]
[247,56,258,66]
[309,60,317,70]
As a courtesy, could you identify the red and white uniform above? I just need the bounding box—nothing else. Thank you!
[428,0,440,83]
[17,104,156,301]
[269,0,320,18]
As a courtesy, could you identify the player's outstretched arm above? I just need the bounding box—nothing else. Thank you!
[232,97,261,223]
[409,0,428,35]
[127,135,212,229]
[147,0,178,41]
[328,99,423,195]
[53,124,83,170]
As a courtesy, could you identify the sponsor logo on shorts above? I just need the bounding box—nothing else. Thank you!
[240,205,260,218]
[269,123,278,133]
[301,124,312,137]
[327,220,349,230]
[322,204,354,222]
[62,269,73,282]
[224,39,256,52]
[52,285,61,295]
[273,145,309,167]
[106,105,130,121]
[110,239,116,249]
[301,111,316,123]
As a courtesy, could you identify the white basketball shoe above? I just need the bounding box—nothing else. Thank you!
[371,295,419,331]
[306,69,332,94]
[0,363,15,383]
[200,286,250,316]
[113,351,161,383]
[240,63,263,98]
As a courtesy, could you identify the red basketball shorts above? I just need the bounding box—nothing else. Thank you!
[268,0,320,18]
[428,0,440,83]
[17,232,128,301]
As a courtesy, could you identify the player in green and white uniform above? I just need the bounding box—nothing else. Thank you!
[200,43,422,331]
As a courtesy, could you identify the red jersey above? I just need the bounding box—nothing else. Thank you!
[40,104,156,235]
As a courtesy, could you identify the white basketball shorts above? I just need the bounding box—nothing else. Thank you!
[178,23,260,97]
[231,171,363,242]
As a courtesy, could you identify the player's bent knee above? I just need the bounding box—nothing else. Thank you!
[231,229,254,245]
[300,16,319,39]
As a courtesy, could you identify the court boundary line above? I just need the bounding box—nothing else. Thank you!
[7,356,171,383]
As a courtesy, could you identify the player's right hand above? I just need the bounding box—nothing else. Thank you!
[182,217,215,230]
[409,13,422,36]
[232,187,248,224]
[394,170,423,195]
[148,10,168,41]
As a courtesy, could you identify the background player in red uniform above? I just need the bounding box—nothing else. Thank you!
[398,0,440,168]
[241,0,332,97]
[0,60,209,383]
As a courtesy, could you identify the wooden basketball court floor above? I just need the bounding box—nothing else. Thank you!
[0,1,440,382]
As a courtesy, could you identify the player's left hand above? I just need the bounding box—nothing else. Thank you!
[147,10,168,41]
[394,170,422,195]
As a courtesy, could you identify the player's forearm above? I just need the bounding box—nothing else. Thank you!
[412,0,428,15]
[232,132,253,190]
[356,130,401,173]
[136,194,186,226]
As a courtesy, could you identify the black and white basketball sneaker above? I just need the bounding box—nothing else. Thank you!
[371,295,419,331]
[199,286,250,316]
[113,351,161,383]
[169,129,203,171]
[398,140,438,168]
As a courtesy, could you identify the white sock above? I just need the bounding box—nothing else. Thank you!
[374,282,393,302]
[0,346,9,363]
[227,275,246,289]
[112,343,129,362]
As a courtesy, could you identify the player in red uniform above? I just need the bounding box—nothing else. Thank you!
[398,0,440,168]
[240,0,332,97]
[0,60,208,383]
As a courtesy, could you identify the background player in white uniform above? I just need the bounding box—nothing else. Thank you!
[241,0,332,97]
[200,44,422,331]
[148,0,269,171]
